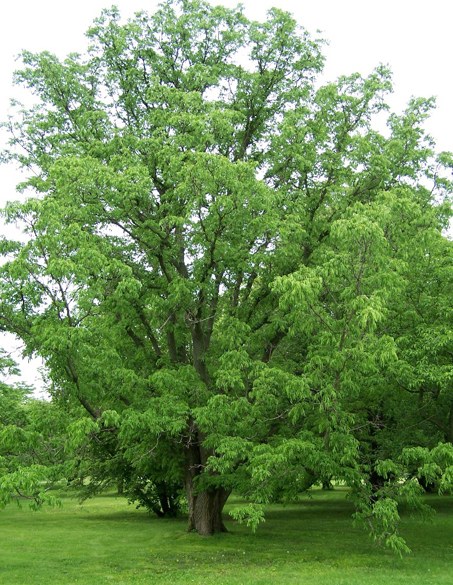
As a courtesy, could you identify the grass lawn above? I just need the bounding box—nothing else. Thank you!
[0,488,452,584]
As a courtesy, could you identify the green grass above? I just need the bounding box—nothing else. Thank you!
[1,488,452,584]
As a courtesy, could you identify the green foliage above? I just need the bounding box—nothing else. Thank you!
[1,0,453,548]
[0,353,72,509]
[229,502,266,532]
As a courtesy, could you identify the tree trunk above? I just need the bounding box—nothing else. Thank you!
[184,440,230,536]
[155,481,179,518]
[186,323,230,535]
[186,482,230,536]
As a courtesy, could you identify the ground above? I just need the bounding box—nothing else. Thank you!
[1,488,452,584]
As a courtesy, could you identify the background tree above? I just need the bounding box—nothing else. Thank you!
[0,352,69,509]
[1,0,453,550]
[0,350,31,428]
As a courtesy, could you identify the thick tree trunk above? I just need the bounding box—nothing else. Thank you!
[186,482,230,536]
[184,440,230,536]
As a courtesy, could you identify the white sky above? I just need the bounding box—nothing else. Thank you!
[0,0,452,392]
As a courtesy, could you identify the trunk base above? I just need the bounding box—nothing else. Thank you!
[186,487,230,536]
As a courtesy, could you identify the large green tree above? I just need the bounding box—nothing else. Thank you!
[1,0,453,549]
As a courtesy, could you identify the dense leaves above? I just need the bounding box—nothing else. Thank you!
[0,353,69,509]
[1,0,453,551]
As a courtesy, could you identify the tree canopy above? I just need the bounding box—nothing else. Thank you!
[1,0,453,552]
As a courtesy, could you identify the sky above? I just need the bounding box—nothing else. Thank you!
[0,0,452,393]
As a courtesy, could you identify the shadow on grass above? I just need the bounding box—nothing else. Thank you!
[2,490,453,585]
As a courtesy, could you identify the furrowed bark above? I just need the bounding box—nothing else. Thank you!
[184,441,230,536]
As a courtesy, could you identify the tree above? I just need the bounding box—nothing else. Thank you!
[1,0,453,549]
[0,351,70,509]
[0,350,30,428]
